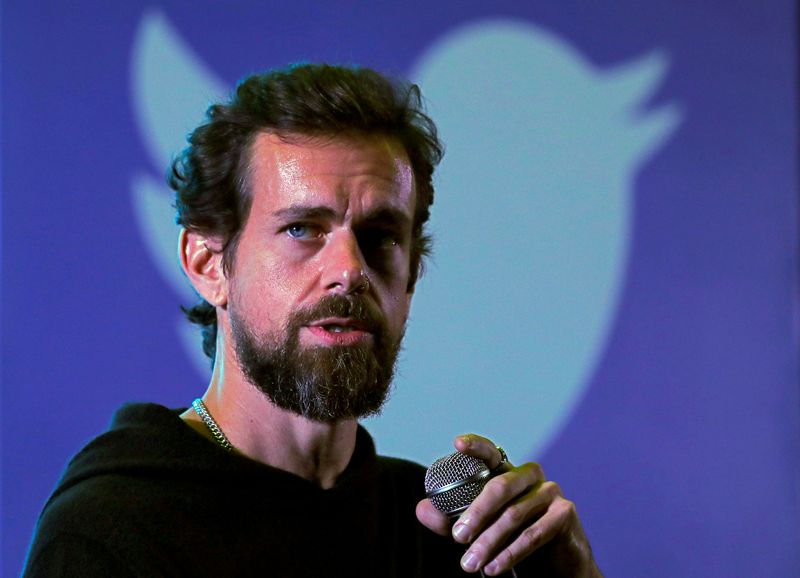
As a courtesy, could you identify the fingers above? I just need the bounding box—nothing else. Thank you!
[436,436,595,576]
[451,461,545,544]
[466,484,570,575]
[415,499,452,536]
[454,434,507,470]
[487,497,600,577]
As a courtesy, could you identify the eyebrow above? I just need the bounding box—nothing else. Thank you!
[272,206,337,221]
[272,205,412,230]
[358,207,412,231]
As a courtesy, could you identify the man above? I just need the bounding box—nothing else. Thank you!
[25,64,602,577]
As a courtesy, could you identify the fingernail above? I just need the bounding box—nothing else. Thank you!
[452,521,470,542]
[485,560,499,575]
[461,550,479,572]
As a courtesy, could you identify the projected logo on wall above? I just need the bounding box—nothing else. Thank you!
[130,10,681,463]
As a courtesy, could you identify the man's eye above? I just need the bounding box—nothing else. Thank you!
[285,224,319,239]
[379,234,399,247]
[361,229,399,249]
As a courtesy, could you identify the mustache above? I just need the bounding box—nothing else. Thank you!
[290,294,386,334]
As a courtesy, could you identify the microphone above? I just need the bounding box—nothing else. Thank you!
[424,451,518,577]
[424,451,491,517]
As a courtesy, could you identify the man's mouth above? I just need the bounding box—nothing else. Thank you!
[321,324,358,334]
[303,318,375,344]
[310,317,371,332]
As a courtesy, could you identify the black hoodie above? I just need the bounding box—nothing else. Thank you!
[23,403,464,577]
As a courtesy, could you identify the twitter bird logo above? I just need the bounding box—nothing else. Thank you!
[130,13,682,463]
[368,20,681,462]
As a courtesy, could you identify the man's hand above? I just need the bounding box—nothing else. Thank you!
[416,434,603,577]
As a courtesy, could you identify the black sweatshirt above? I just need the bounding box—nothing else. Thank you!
[23,403,465,577]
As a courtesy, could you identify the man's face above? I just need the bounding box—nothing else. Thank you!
[223,132,416,422]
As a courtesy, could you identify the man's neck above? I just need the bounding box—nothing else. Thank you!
[181,368,358,490]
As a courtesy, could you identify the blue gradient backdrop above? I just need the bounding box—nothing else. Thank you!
[3,2,798,576]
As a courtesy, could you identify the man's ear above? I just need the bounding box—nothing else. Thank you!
[179,228,228,307]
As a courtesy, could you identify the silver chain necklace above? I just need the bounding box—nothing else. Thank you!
[192,398,234,452]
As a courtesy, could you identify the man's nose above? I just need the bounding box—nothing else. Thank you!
[320,231,370,295]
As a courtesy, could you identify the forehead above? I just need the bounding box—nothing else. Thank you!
[245,132,415,215]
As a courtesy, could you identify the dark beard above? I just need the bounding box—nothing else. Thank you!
[230,294,401,423]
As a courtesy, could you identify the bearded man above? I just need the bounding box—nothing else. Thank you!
[24,64,602,578]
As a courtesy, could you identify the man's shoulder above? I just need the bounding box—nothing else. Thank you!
[37,402,213,527]
[34,469,151,538]
[25,403,220,576]
[49,404,186,486]
[38,403,192,519]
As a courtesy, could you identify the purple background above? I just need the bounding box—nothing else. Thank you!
[3,1,798,576]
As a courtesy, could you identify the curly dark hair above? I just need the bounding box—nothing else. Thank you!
[169,63,443,361]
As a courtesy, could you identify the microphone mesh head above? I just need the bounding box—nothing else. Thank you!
[424,452,490,516]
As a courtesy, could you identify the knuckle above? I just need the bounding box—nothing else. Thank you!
[516,462,538,481]
[520,524,545,550]
[550,497,578,529]
[485,475,514,501]
[543,480,562,499]
[470,533,493,555]
[500,502,527,526]
[560,498,577,519]
[526,461,545,481]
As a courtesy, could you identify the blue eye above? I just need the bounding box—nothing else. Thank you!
[286,224,317,239]
[287,225,306,238]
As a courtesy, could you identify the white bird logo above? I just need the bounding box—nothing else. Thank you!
[130,12,682,463]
